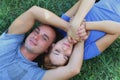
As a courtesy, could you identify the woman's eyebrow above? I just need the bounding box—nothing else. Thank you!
[55,49,60,53]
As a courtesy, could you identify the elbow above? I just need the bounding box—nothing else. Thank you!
[29,5,43,13]
[30,5,39,9]
[29,5,39,12]
[31,5,38,8]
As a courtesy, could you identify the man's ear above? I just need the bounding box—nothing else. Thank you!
[45,43,55,53]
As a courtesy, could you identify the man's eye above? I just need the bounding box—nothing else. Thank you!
[43,36,48,41]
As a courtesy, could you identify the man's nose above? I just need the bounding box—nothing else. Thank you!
[34,35,40,41]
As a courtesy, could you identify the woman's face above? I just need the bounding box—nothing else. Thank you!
[49,37,74,66]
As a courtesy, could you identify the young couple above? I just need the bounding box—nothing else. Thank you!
[0,0,120,80]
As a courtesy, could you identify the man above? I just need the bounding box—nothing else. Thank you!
[0,6,86,80]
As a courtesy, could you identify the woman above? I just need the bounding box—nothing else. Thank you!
[36,0,120,69]
[43,21,120,69]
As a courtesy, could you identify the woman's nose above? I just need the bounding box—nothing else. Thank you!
[62,45,68,52]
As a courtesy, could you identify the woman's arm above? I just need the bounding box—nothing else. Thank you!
[64,1,81,18]
[68,0,95,39]
[86,21,120,35]
[42,41,84,80]
[96,34,119,52]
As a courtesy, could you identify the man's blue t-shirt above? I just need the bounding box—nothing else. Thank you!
[60,0,120,60]
[0,31,45,80]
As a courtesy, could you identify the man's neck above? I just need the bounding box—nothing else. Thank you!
[20,45,39,61]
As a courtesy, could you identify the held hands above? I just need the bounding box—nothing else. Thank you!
[67,21,88,44]
[77,21,88,40]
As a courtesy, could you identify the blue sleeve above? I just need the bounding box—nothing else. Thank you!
[84,42,101,60]
[61,14,70,22]
[34,68,46,80]
[0,30,25,49]
[0,30,25,63]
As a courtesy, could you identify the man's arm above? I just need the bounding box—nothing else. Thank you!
[42,41,84,80]
[86,21,120,35]
[8,6,70,34]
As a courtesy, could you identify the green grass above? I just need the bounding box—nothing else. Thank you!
[0,0,120,80]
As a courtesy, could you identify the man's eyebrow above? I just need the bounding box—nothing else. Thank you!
[36,27,40,30]
[37,27,49,40]
[44,34,49,40]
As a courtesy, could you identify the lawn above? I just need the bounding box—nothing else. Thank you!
[0,0,120,80]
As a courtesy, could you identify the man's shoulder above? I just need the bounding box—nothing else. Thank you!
[0,30,25,43]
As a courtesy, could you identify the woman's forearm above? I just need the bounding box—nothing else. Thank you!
[65,1,81,18]
[68,0,95,39]
[71,0,95,26]
[86,21,120,35]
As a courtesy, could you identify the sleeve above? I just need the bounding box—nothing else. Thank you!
[61,14,70,22]
[33,68,46,80]
[0,30,25,49]
[0,30,25,63]
[84,42,101,60]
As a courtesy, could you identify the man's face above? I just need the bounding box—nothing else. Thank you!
[25,25,56,54]
[49,37,73,66]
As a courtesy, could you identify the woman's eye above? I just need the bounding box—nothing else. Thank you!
[54,52,59,55]
[54,49,60,55]
[55,49,59,52]
[64,55,68,61]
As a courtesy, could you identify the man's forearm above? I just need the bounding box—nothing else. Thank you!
[67,41,84,71]
[30,6,70,31]
[8,6,70,34]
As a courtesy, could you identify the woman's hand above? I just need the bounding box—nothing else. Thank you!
[67,21,88,44]
[77,21,88,41]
